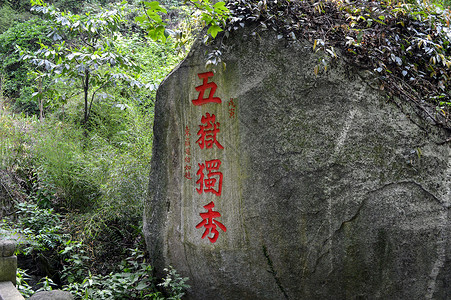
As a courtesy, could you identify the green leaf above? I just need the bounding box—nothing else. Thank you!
[134,15,146,23]
[207,25,223,38]
[146,1,167,13]
[202,14,213,25]
[213,2,227,11]
[136,282,148,290]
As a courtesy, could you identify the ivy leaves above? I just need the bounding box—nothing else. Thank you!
[223,0,450,129]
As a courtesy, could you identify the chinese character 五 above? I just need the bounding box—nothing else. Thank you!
[192,72,222,106]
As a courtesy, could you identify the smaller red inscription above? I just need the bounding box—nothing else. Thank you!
[185,126,191,137]
[196,112,224,150]
[192,72,222,106]
[184,125,192,180]
[196,159,223,196]
[196,201,227,243]
[228,98,236,119]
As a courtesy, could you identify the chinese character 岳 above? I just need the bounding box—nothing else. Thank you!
[196,112,224,150]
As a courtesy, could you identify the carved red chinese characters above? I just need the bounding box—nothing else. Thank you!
[196,159,223,196]
[192,72,222,106]
[228,98,236,119]
[191,72,227,243]
[195,201,227,243]
[196,112,224,150]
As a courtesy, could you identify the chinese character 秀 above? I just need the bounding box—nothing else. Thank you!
[196,201,227,243]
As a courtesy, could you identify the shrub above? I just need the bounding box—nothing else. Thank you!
[61,247,189,300]
[32,120,101,210]
[0,18,51,112]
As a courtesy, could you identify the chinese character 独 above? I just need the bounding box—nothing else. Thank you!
[196,159,223,196]
[192,72,222,106]
[196,201,227,243]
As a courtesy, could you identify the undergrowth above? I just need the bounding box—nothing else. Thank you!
[0,199,190,299]
[0,0,194,297]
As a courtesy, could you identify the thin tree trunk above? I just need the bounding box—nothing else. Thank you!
[39,77,43,121]
[0,74,3,114]
[84,71,90,127]
[82,71,90,141]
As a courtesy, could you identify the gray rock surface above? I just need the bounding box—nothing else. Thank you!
[144,27,450,299]
[0,240,16,257]
[0,240,17,285]
[28,290,74,300]
[0,281,24,300]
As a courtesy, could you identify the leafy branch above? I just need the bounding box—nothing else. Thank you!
[134,0,230,41]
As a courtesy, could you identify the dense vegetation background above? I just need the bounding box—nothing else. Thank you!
[0,0,450,299]
[0,0,198,298]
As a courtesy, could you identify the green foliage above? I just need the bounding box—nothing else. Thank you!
[8,203,190,299]
[0,113,33,170]
[2,0,31,11]
[32,121,101,210]
[19,1,143,127]
[59,241,91,284]
[338,0,451,126]
[135,0,230,41]
[0,18,50,113]
[17,268,59,297]
[16,268,35,298]
[135,1,169,41]
[224,0,450,128]
[0,2,191,299]
[0,4,28,32]
[59,247,189,300]
[190,0,229,38]
[62,247,156,299]
[159,266,190,300]
[0,200,69,253]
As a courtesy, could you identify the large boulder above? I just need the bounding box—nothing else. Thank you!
[29,290,73,300]
[144,27,450,299]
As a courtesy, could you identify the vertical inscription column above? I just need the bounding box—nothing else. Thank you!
[185,71,227,243]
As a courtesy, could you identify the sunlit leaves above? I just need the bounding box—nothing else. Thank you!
[207,24,223,38]
[134,1,168,42]
[135,0,230,41]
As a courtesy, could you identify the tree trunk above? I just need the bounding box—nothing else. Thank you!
[0,75,3,113]
[83,71,90,127]
[82,71,90,140]
[38,77,43,121]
